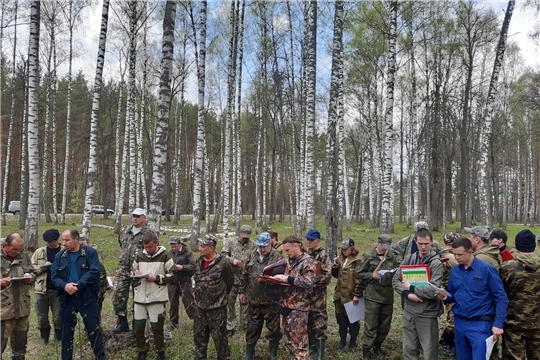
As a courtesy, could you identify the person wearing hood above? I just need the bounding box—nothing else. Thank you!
[500,229,540,360]
[392,227,444,360]
[132,231,175,360]
[465,226,502,270]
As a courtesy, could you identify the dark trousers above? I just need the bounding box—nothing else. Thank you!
[246,304,281,345]
[167,281,196,323]
[60,296,105,360]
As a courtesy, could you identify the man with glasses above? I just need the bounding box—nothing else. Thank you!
[305,229,332,360]
[111,208,148,333]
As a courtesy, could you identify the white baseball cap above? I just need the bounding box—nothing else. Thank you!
[132,208,147,216]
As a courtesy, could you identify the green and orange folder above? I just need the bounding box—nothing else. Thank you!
[400,265,431,286]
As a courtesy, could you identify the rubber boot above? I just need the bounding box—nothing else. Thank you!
[309,334,316,355]
[349,321,360,350]
[363,345,373,359]
[39,327,51,345]
[374,343,386,357]
[112,315,130,334]
[245,342,256,360]
[54,328,62,342]
[269,341,279,360]
[11,330,28,360]
[316,340,325,360]
[137,352,147,360]
[157,352,166,360]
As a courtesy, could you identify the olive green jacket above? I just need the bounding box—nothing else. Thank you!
[332,255,362,304]
[357,248,399,304]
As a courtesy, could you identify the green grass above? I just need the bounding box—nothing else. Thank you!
[2,216,539,359]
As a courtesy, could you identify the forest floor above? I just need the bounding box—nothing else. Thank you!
[2,217,539,359]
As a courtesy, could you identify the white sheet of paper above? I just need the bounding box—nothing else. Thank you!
[485,335,497,360]
[428,282,451,297]
[344,298,365,323]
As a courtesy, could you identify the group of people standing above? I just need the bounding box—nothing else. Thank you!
[2,211,540,360]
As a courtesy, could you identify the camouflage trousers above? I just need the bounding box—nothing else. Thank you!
[283,309,310,360]
[167,281,196,323]
[363,299,392,349]
[502,325,540,360]
[226,284,248,331]
[443,303,455,332]
[1,317,29,359]
[308,290,328,341]
[246,304,281,345]
[193,306,230,360]
[112,269,133,317]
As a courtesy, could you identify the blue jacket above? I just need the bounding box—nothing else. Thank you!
[445,256,508,328]
[51,246,101,307]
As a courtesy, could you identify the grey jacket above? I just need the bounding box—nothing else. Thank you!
[392,251,444,318]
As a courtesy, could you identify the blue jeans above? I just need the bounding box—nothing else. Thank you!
[60,296,105,360]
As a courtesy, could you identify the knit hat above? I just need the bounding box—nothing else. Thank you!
[43,229,60,242]
[515,229,536,253]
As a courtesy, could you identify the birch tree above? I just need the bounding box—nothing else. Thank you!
[379,0,398,234]
[325,0,344,259]
[147,1,176,232]
[81,0,110,240]
[190,0,207,250]
[24,0,40,250]
[478,0,515,227]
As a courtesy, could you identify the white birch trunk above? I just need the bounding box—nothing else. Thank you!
[479,0,515,227]
[81,0,109,240]
[190,0,207,250]
[51,38,58,224]
[147,1,176,232]
[304,0,317,230]
[127,1,138,213]
[25,0,40,250]
[19,61,28,230]
[379,0,398,234]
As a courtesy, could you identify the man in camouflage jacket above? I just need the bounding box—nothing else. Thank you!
[239,232,283,360]
[500,229,540,360]
[357,234,399,357]
[112,208,148,333]
[221,224,256,335]
[271,236,317,360]
[304,229,331,359]
[167,236,196,325]
[465,226,502,270]
[193,234,235,360]
[1,233,33,360]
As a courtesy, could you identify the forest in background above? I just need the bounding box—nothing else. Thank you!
[1,0,539,253]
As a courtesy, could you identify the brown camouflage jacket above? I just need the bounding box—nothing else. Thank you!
[118,225,148,272]
[442,247,458,287]
[240,248,283,305]
[307,246,332,293]
[281,252,317,311]
[500,253,540,329]
[221,237,257,282]
[273,242,287,259]
[1,250,32,320]
[193,253,235,310]
[169,244,196,283]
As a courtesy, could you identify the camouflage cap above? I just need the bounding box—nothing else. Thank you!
[340,238,355,249]
[239,225,252,238]
[414,222,429,232]
[464,226,491,242]
[443,232,460,246]
[169,236,181,244]
[198,234,217,247]
[378,234,392,250]
[536,232,540,242]
[256,232,271,246]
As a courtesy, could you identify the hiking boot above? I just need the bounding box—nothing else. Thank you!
[112,316,130,334]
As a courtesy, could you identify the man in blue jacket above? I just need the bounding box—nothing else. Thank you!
[437,237,508,360]
[51,228,105,360]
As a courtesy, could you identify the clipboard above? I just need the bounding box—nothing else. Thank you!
[400,265,431,286]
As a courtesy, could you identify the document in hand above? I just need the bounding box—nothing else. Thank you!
[400,265,431,286]
[428,282,451,297]
[485,335,497,360]
[344,297,365,323]
[257,259,290,285]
